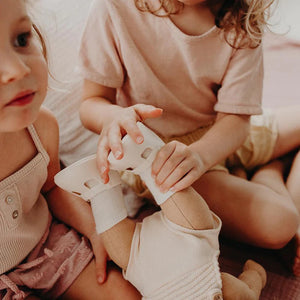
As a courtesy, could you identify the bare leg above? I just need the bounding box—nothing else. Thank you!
[267,106,300,275]
[100,185,216,271]
[193,169,299,249]
[61,259,140,300]
[222,260,267,300]
[285,150,300,275]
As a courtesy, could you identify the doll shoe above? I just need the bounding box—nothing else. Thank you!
[108,122,174,205]
[54,154,127,233]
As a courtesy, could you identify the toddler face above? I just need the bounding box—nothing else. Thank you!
[0,0,48,132]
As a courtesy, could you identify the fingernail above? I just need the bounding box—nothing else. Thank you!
[115,151,122,159]
[98,275,104,283]
[136,136,143,144]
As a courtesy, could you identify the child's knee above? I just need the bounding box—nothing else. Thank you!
[257,205,299,249]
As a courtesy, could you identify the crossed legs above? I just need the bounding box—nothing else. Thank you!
[193,106,300,274]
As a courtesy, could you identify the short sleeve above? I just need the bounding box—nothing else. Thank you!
[214,43,264,115]
[78,0,124,88]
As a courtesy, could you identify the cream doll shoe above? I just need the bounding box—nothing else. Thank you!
[54,155,127,233]
[54,154,122,201]
[108,122,174,205]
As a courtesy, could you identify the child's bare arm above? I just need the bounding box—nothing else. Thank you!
[80,79,162,183]
[152,112,250,192]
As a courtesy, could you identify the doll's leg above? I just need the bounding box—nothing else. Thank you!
[54,156,135,270]
[159,186,214,230]
[108,122,214,231]
[221,260,266,300]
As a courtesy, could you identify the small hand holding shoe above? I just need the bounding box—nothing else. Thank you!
[151,141,205,193]
[97,104,162,183]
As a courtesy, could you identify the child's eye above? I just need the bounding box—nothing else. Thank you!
[14,32,31,48]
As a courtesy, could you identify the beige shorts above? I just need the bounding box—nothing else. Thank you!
[121,111,278,199]
[123,211,223,299]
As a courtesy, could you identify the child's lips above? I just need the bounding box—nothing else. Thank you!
[7,91,35,106]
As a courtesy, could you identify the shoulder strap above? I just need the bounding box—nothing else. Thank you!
[27,124,50,164]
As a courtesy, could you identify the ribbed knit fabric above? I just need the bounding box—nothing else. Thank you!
[124,211,223,300]
[0,125,50,274]
[145,261,222,300]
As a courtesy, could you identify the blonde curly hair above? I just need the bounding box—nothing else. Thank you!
[134,0,274,48]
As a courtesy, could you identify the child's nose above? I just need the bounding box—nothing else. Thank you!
[0,52,30,84]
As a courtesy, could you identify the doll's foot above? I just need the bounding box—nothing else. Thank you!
[54,154,122,201]
[54,155,127,233]
[235,260,267,300]
[242,260,267,288]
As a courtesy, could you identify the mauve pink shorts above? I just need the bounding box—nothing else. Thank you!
[0,215,93,299]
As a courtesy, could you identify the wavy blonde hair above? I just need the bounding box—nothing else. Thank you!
[134,0,274,48]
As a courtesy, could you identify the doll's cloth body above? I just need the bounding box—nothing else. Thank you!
[124,211,223,300]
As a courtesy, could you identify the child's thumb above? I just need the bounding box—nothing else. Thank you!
[135,105,163,120]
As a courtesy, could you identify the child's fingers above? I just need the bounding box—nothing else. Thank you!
[158,159,193,192]
[107,125,123,159]
[122,121,144,144]
[155,156,182,186]
[97,136,110,183]
[152,142,176,177]
[134,104,163,121]
[170,168,200,193]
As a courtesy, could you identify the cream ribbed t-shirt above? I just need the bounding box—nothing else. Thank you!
[79,0,263,137]
[0,125,50,274]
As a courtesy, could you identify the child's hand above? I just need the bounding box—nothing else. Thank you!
[89,232,110,284]
[151,141,205,193]
[97,104,162,183]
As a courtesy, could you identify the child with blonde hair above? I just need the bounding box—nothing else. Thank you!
[0,0,140,298]
[79,0,300,276]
